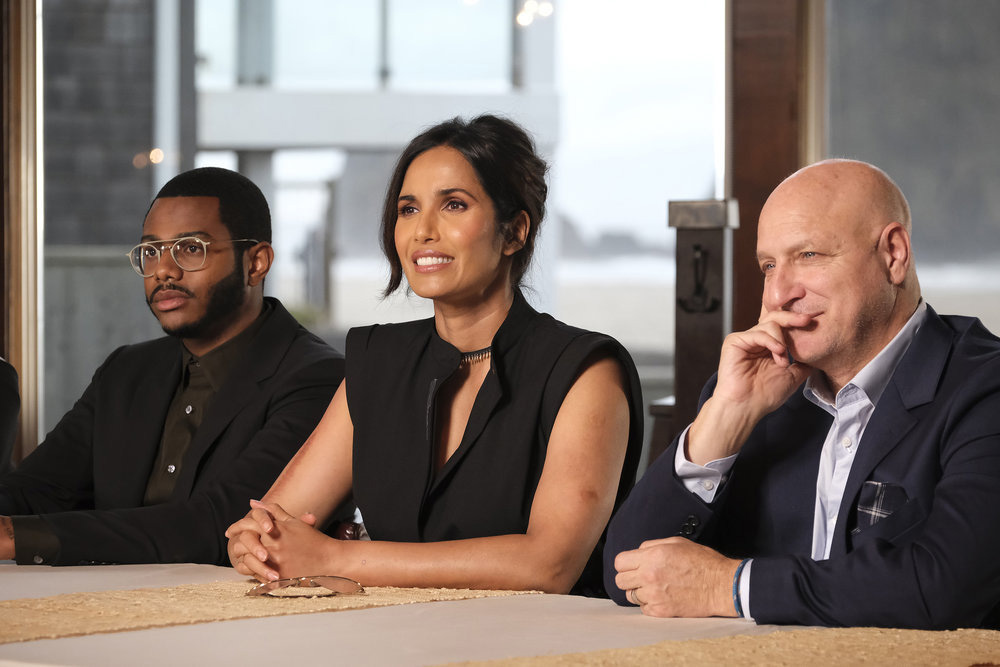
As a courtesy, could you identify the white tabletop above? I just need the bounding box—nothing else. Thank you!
[0,562,781,666]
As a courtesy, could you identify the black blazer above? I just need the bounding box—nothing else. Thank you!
[0,298,344,565]
[0,359,18,475]
[605,307,1000,629]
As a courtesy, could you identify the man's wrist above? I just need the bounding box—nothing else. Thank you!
[709,555,743,618]
[688,397,758,465]
[9,515,62,564]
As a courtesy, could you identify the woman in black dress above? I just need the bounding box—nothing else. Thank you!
[226,115,643,595]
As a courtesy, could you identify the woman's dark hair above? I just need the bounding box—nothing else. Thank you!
[150,166,271,244]
[380,114,548,296]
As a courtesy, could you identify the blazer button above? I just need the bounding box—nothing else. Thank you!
[679,514,700,536]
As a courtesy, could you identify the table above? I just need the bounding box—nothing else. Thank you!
[0,562,779,666]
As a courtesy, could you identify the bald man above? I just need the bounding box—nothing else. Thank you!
[604,159,1000,629]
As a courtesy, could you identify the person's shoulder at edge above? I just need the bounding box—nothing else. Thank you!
[918,309,1000,390]
[938,310,1000,351]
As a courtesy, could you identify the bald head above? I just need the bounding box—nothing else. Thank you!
[768,159,911,234]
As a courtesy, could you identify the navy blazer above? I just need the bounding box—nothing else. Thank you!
[604,306,1000,629]
[0,298,344,566]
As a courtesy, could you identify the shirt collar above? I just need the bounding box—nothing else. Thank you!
[804,299,928,410]
[183,301,272,391]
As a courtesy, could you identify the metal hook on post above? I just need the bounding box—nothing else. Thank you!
[678,243,720,313]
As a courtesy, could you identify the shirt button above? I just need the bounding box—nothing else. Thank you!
[167,464,176,474]
[701,480,715,491]
[185,405,193,415]
[33,555,43,564]
[841,436,852,448]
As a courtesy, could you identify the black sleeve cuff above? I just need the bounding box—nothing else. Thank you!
[11,515,62,565]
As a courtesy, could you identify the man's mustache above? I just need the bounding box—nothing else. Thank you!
[148,283,195,304]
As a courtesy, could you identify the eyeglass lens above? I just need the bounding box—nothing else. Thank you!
[131,238,208,276]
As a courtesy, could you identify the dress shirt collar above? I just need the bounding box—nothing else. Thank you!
[181,300,272,391]
[804,299,928,410]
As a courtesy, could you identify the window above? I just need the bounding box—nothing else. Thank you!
[826,0,1000,331]
[40,0,725,469]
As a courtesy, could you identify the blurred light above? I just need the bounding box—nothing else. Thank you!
[132,152,149,169]
[461,0,479,4]
[516,0,552,27]
[149,148,165,164]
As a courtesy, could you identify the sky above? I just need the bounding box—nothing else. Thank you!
[552,1,723,246]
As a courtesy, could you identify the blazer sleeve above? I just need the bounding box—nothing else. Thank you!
[0,359,20,476]
[11,340,344,567]
[603,379,724,606]
[0,349,123,516]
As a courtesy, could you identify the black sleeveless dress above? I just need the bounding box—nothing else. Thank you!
[345,291,643,595]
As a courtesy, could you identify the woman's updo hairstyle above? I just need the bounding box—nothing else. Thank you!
[380,114,548,296]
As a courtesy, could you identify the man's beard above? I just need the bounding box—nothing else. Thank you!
[153,262,247,340]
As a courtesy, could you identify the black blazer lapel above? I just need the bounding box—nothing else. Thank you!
[830,308,954,555]
[171,301,296,498]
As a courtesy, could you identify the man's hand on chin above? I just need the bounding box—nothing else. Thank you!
[0,515,15,560]
[612,537,741,618]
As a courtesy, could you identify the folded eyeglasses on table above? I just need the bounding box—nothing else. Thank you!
[246,575,365,598]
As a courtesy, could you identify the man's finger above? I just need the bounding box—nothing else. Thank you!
[613,548,641,574]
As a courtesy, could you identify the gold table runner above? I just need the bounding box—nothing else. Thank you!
[0,580,532,645]
[453,626,1000,666]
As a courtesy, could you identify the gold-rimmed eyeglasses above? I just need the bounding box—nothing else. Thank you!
[127,236,258,277]
[245,575,365,598]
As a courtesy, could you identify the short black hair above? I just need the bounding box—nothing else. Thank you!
[151,167,271,243]
[380,114,548,296]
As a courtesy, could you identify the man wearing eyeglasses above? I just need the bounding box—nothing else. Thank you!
[0,167,344,567]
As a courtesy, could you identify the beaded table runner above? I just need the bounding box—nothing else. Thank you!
[0,580,532,645]
[452,626,1000,666]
